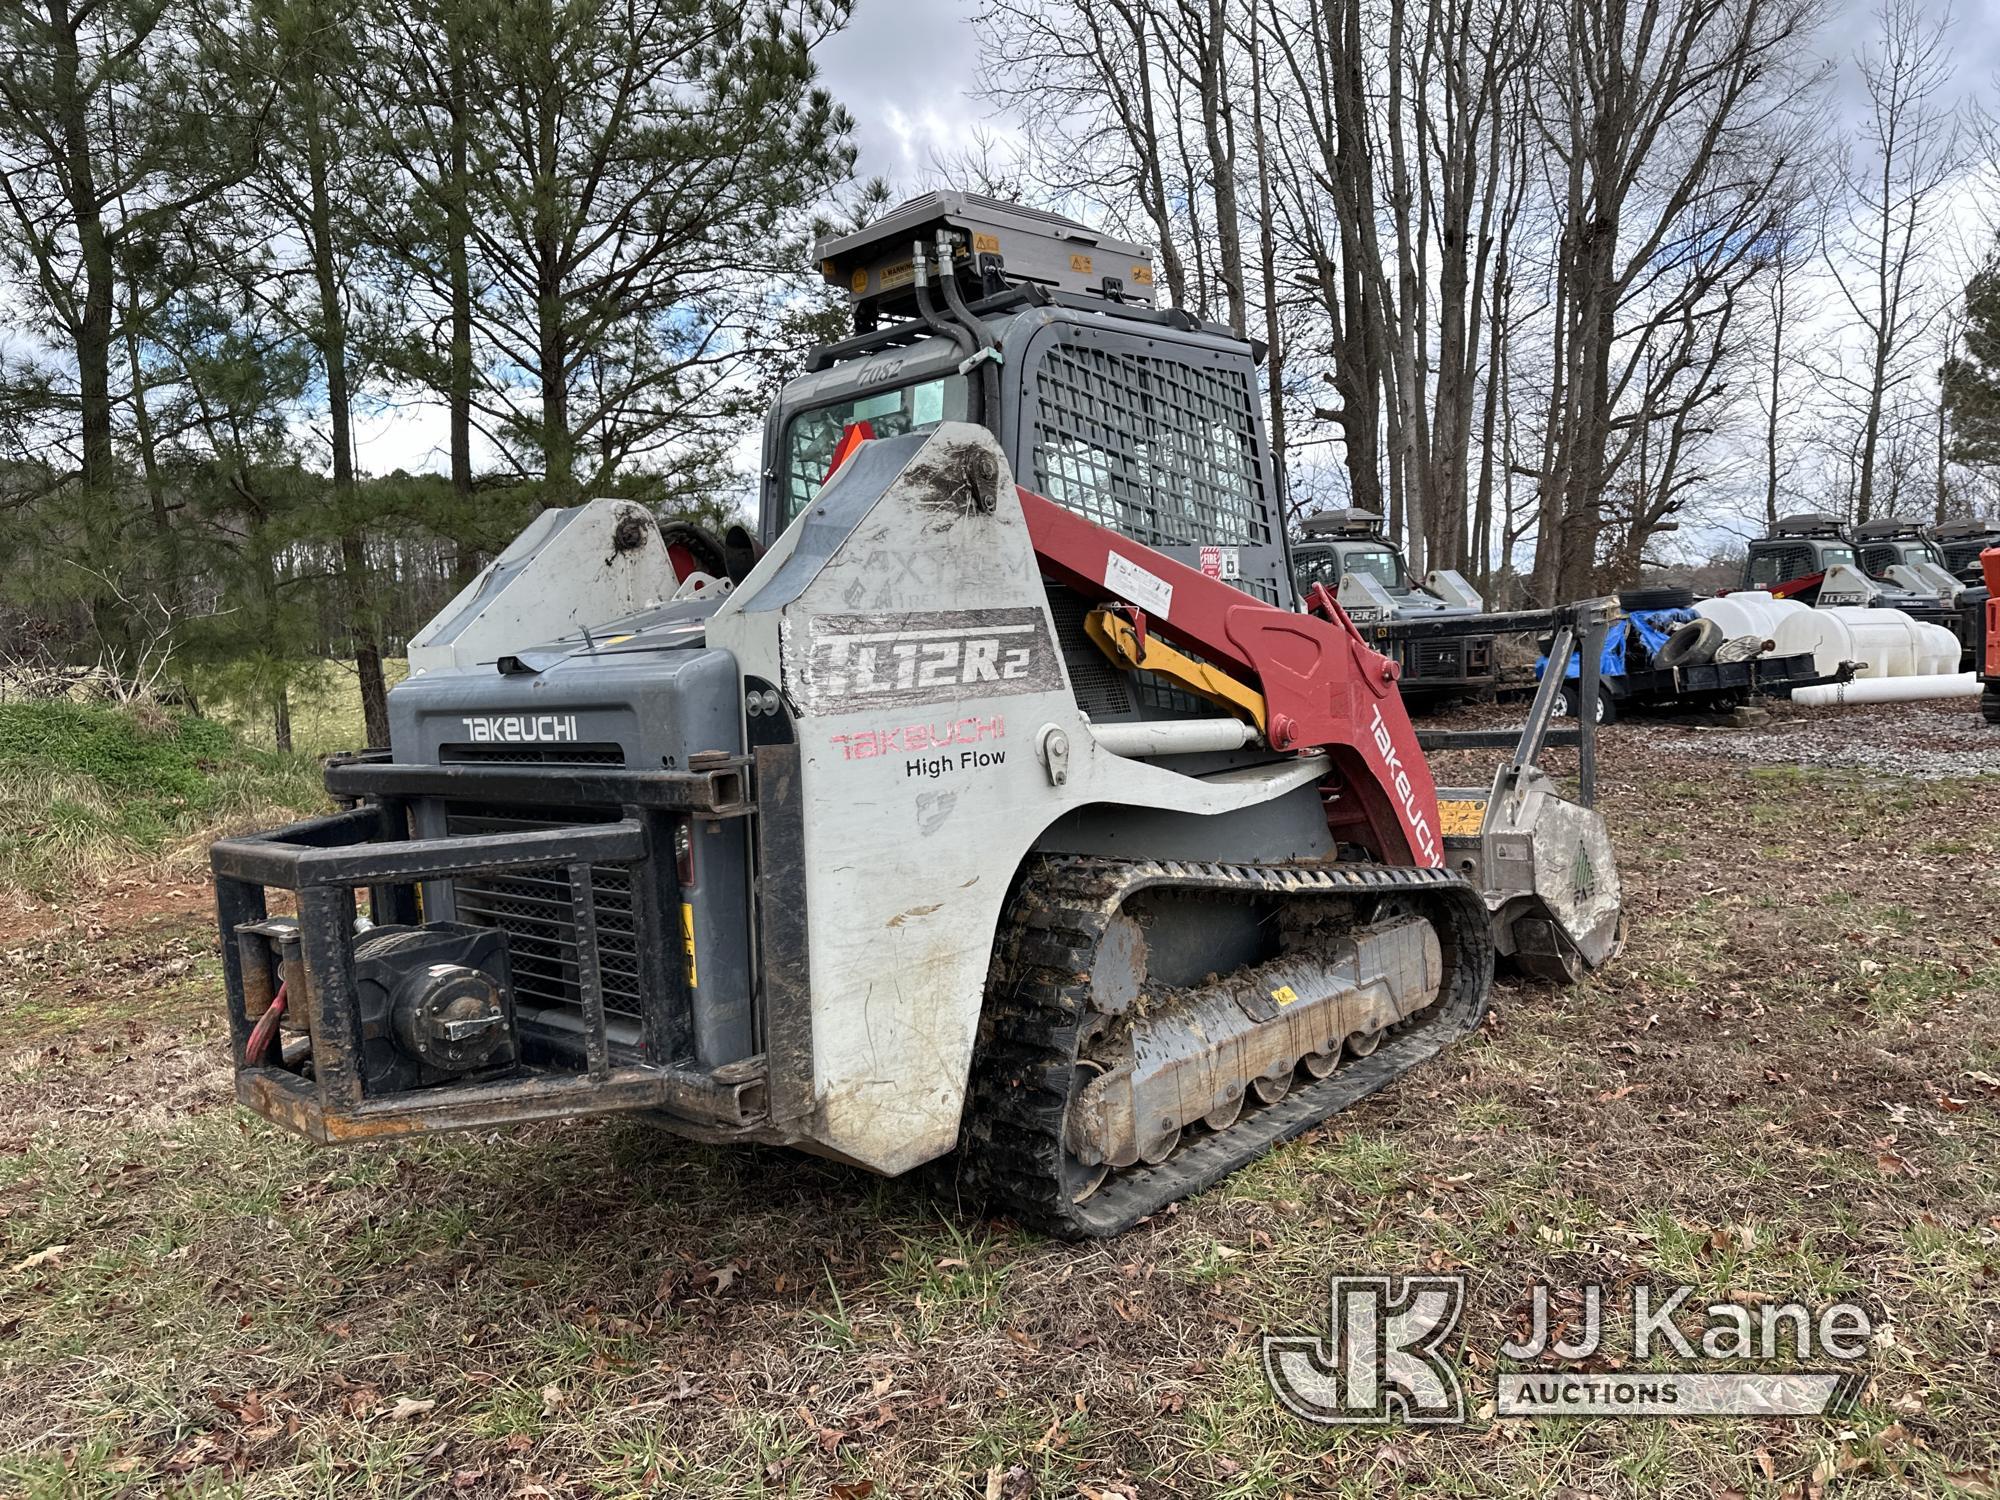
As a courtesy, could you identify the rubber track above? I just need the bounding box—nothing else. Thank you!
[957,855,1494,1238]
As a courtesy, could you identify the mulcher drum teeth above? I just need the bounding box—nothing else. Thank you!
[957,855,1495,1238]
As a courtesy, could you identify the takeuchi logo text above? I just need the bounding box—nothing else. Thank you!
[830,715,1004,760]
[458,714,580,744]
[1368,703,1438,864]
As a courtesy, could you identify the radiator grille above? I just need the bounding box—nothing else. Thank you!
[1412,641,1464,679]
[443,805,646,1031]
[439,743,625,766]
[1029,339,1272,550]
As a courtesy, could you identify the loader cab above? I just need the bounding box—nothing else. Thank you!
[1289,509,1411,607]
[1935,520,2000,584]
[1852,518,1945,579]
[1289,507,1496,699]
[1742,513,1857,590]
[758,191,1294,621]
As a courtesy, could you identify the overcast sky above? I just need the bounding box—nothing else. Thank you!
[816,0,2000,195]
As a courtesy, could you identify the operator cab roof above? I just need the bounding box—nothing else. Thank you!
[1933,519,2000,539]
[1298,507,1388,540]
[1769,512,1848,539]
[1853,518,1930,541]
[815,190,1157,328]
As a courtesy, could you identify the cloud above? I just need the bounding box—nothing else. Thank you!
[816,0,983,186]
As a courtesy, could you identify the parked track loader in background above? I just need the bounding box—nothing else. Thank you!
[1743,513,1980,668]
[211,193,1623,1235]
[1936,521,2000,586]
[1288,508,1500,706]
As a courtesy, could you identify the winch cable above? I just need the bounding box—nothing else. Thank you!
[245,980,287,1066]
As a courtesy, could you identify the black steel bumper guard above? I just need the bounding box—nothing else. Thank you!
[211,755,765,1143]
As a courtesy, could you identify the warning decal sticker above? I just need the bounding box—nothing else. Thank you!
[1104,551,1174,618]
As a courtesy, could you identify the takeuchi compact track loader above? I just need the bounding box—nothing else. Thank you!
[211,193,1624,1235]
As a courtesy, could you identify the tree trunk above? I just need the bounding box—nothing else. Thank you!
[50,2,118,526]
[1248,28,1286,510]
[533,58,573,505]
[1381,0,1424,569]
[447,12,479,583]
[1934,379,1948,521]
[1764,259,1785,526]
[304,67,389,746]
[1855,328,1889,524]
[1122,16,1189,310]
[1197,0,1245,337]
[1472,244,1507,597]
[125,320,169,534]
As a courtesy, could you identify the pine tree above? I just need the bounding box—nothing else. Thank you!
[0,0,264,666]
[1942,249,2000,482]
[458,0,858,506]
[235,0,397,743]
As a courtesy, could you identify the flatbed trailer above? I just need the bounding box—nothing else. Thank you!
[1561,652,1832,723]
[1539,603,1846,722]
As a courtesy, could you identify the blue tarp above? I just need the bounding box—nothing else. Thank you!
[1535,607,1696,681]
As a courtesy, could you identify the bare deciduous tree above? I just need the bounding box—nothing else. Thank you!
[1819,0,1966,524]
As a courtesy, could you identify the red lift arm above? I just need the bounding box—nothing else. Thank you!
[1017,486,1444,869]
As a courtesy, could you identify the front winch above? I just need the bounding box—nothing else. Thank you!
[352,926,518,1091]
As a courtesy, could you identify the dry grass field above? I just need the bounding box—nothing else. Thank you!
[1,695,1996,1498]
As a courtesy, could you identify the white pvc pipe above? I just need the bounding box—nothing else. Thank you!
[1091,718,1259,757]
[1792,672,1978,707]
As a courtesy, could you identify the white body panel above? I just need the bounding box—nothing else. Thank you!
[1337,572,1400,624]
[1813,563,1881,610]
[1421,569,1485,611]
[1885,561,1962,601]
[706,425,1322,1174]
[407,499,676,673]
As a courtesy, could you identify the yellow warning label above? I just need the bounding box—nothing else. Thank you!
[973,232,1000,254]
[680,902,698,987]
[1437,798,1489,837]
[849,267,869,294]
[1069,252,1094,275]
[879,257,914,290]
[1130,264,1154,285]
[1271,984,1299,1007]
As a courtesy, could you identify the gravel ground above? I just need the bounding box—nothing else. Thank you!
[1619,696,2000,779]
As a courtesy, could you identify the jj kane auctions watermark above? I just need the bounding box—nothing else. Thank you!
[1263,1275,1874,1425]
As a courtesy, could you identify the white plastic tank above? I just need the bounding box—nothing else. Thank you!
[1693,590,1810,643]
[1770,605,1926,679]
[1912,621,1960,676]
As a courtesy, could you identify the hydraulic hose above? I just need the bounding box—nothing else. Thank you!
[911,241,974,360]
[935,229,1004,430]
[245,980,288,1066]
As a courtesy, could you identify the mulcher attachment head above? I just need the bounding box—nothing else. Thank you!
[1456,765,1623,982]
[1433,596,1626,982]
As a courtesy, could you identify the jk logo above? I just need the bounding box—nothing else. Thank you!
[1262,1275,1468,1425]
